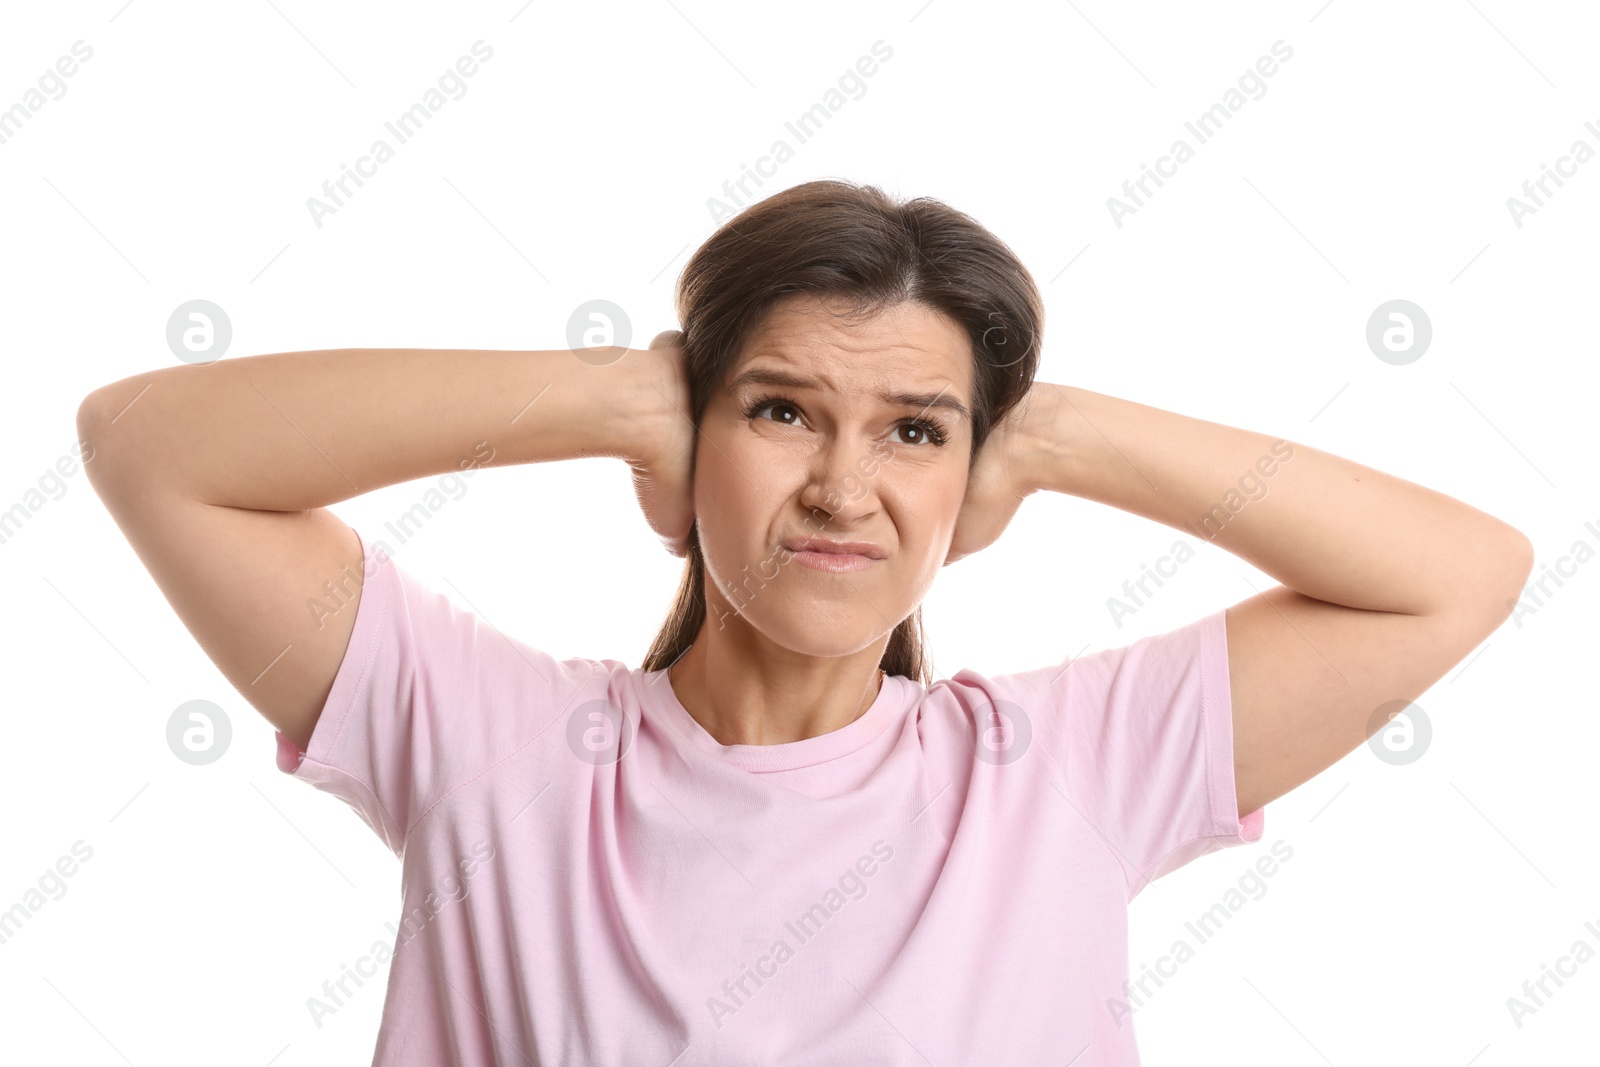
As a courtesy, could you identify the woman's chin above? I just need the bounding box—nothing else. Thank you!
[745,616,888,659]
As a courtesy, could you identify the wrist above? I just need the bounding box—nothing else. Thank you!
[613,346,690,467]
[1011,382,1078,496]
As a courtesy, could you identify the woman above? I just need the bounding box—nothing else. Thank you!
[78,179,1531,1064]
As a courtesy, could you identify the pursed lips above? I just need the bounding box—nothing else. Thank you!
[781,536,886,559]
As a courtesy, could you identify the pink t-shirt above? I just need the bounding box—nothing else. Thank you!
[276,529,1265,1065]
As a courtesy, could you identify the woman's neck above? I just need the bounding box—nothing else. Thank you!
[665,622,887,746]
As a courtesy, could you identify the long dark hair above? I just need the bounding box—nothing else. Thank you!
[640,179,1044,687]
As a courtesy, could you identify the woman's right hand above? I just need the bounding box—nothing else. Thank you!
[625,331,697,557]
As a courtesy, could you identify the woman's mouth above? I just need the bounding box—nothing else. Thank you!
[790,550,881,573]
[782,535,886,573]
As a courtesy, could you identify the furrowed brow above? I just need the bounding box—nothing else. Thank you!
[725,367,816,393]
[726,367,970,422]
[880,385,969,423]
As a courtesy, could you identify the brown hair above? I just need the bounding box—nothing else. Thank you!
[640,179,1044,686]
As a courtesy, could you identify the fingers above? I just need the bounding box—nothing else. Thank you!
[634,329,693,557]
[658,512,695,558]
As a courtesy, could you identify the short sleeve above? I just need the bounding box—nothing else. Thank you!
[273,527,595,857]
[997,608,1264,901]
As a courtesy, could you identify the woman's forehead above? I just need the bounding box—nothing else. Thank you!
[733,300,973,393]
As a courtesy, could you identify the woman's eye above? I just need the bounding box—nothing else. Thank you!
[754,402,800,425]
[746,400,944,446]
[894,421,945,446]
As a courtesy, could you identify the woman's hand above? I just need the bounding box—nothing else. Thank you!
[625,330,698,557]
[945,386,1055,566]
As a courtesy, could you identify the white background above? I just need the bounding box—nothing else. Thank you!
[2,1,1596,1063]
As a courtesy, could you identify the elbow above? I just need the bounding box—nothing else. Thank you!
[76,375,154,478]
[75,391,104,468]
[1499,524,1535,589]
[1428,522,1534,627]
[75,388,125,494]
[1484,524,1535,623]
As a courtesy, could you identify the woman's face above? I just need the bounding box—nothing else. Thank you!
[693,294,976,657]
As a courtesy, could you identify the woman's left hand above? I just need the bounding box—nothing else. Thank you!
[945,386,1055,565]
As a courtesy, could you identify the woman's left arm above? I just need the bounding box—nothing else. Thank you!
[954,382,1535,818]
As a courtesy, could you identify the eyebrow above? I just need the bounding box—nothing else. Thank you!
[725,366,971,423]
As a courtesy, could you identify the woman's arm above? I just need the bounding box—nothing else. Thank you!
[980,383,1534,816]
[77,344,691,750]
[80,346,675,511]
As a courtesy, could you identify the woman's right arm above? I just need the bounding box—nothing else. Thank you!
[76,344,690,751]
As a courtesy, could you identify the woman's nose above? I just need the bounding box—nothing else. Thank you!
[797,435,878,520]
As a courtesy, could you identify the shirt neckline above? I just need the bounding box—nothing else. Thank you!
[637,667,907,772]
